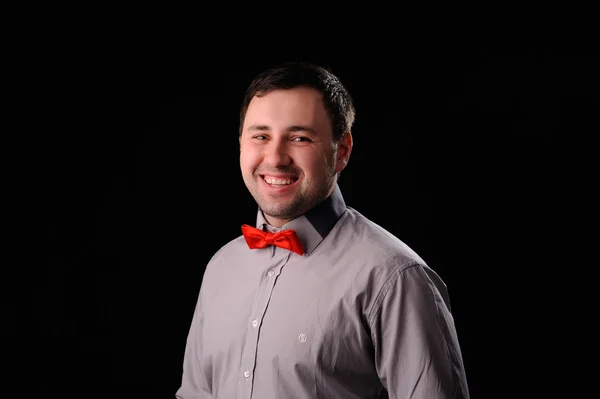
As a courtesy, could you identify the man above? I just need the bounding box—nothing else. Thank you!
[176,62,470,398]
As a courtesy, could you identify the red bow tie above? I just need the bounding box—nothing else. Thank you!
[241,224,305,255]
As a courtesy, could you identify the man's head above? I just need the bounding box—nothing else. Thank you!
[239,62,355,227]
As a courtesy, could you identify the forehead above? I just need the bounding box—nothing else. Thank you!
[243,87,330,129]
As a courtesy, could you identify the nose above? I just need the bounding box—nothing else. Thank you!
[264,139,291,167]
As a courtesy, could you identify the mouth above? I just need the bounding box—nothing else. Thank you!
[260,174,299,187]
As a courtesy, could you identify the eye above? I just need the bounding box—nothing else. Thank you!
[292,136,311,142]
[252,135,267,140]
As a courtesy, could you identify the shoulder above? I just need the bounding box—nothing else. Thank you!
[205,234,248,269]
[197,234,251,295]
[334,207,428,273]
[329,207,450,316]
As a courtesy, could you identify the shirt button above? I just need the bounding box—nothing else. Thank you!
[251,319,258,327]
[244,370,251,378]
[268,269,275,277]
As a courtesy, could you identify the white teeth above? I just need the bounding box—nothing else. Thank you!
[264,177,294,185]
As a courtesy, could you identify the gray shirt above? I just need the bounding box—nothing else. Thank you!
[176,185,469,399]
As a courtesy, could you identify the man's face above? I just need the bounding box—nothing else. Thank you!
[239,87,352,227]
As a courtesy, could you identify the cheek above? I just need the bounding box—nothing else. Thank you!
[297,151,330,176]
[240,148,260,172]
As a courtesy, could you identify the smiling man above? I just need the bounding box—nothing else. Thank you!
[175,62,470,399]
[240,86,349,227]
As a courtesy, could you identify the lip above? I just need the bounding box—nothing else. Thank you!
[259,174,301,192]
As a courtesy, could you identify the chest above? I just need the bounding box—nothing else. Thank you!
[202,256,375,371]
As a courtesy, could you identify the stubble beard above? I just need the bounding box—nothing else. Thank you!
[251,170,337,222]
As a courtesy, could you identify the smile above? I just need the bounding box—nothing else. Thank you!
[262,175,298,186]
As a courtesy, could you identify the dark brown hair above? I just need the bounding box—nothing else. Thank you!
[239,62,355,142]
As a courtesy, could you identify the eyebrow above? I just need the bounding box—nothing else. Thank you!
[246,125,317,134]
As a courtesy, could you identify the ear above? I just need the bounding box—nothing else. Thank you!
[335,131,353,174]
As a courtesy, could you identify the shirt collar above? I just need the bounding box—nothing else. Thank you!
[254,184,347,255]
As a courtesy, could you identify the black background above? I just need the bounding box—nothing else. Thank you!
[20,24,596,398]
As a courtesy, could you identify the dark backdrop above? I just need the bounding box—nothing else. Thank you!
[27,36,595,398]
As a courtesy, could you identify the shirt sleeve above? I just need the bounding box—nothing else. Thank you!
[369,263,470,399]
[175,293,213,399]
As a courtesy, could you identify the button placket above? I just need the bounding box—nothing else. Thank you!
[238,250,290,398]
